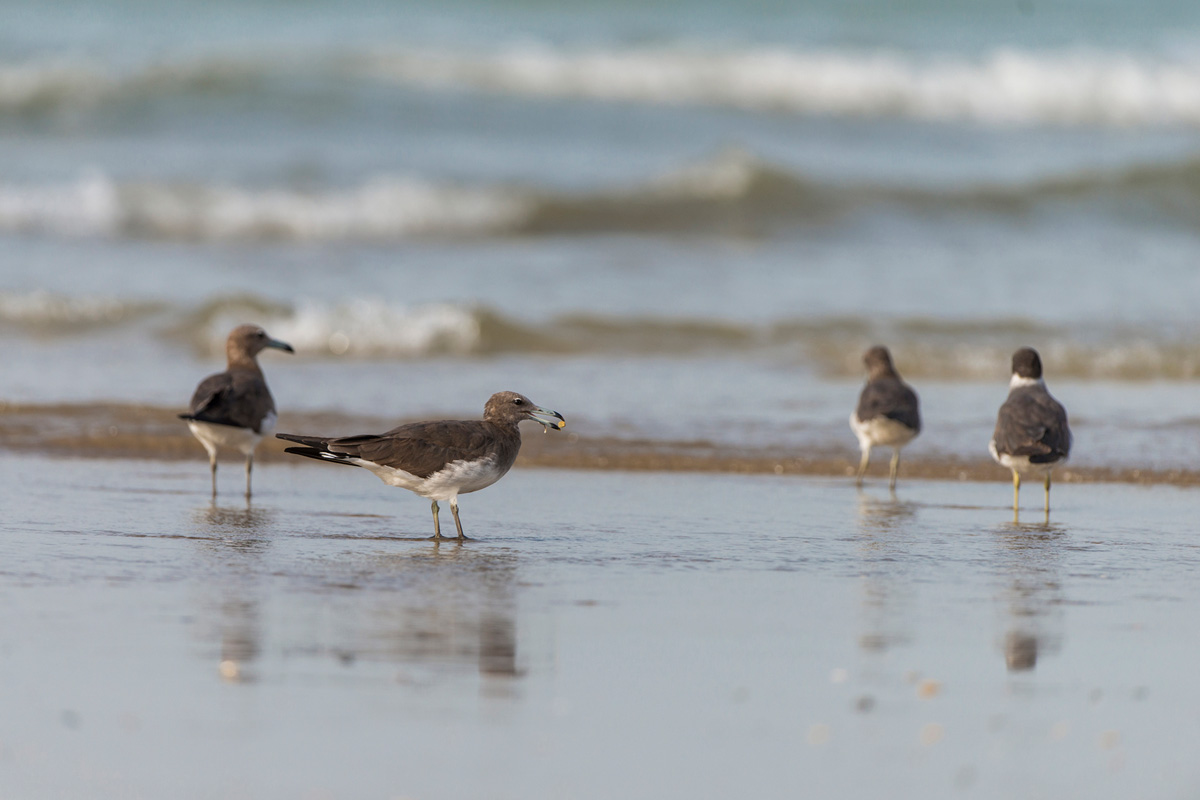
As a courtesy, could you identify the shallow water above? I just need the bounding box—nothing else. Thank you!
[5,4,1200,793]
[2,452,1198,798]
[7,1,1200,481]
[8,370,1200,476]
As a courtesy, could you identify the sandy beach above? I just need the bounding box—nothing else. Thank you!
[4,399,1200,487]
[2,450,1198,798]
[7,0,1200,796]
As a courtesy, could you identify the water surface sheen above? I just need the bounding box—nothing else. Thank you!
[1,454,1197,798]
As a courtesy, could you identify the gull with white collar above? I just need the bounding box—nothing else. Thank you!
[989,347,1071,517]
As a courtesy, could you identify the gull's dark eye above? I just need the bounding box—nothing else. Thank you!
[513,398,524,405]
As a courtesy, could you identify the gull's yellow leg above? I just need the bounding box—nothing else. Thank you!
[450,499,465,540]
[856,447,871,487]
[888,450,901,491]
[431,500,442,539]
[201,441,218,497]
[1011,469,1021,523]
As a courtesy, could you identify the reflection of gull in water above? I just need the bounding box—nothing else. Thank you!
[217,598,261,682]
[855,491,917,528]
[365,546,523,680]
[191,504,276,682]
[478,613,518,678]
[186,506,526,683]
[854,492,917,654]
[198,503,275,540]
[994,521,1066,673]
[1004,631,1039,671]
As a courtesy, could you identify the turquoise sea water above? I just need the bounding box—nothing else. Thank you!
[4,0,1200,464]
[5,6,1200,797]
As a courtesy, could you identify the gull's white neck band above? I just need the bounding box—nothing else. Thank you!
[1009,375,1045,389]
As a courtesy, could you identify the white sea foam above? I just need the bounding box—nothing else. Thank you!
[0,55,275,110]
[0,172,122,237]
[646,147,762,199]
[8,46,1200,126]
[125,177,533,240]
[196,299,484,358]
[4,285,1200,379]
[362,45,1200,126]
[0,60,115,109]
[0,289,153,326]
[0,173,533,241]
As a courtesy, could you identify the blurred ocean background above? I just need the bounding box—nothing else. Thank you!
[5,0,1200,469]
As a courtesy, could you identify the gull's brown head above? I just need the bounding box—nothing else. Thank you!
[484,391,566,431]
[226,324,294,367]
[862,345,899,381]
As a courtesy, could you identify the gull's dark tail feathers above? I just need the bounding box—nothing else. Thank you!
[276,432,358,467]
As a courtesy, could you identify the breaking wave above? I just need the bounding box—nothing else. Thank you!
[0,289,163,329]
[6,150,1200,242]
[6,289,1200,379]
[9,44,1200,127]
[179,295,488,358]
[0,171,530,240]
[361,44,1200,126]
[146,300,1200,380]
[0,53,290,113]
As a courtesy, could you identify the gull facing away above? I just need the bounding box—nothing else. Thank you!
[850,345,921,490]
[179,324,294,497]
[276,391,566,540]
[989,347,1071,517]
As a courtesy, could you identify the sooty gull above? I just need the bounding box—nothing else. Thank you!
[989,347,1071,516]
[276,391,565,540]
[179,324,294,497]
[850,345,921,490]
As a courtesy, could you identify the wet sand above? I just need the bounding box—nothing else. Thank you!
[1,399,1199,487]
[1,451,1199,798]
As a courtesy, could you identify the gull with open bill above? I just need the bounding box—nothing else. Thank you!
[276,391,565,540]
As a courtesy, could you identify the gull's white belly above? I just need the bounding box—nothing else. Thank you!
[850,412,918,450]
[989,441,1066,476]
[354,454,508,501]
[187,421,263,457]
